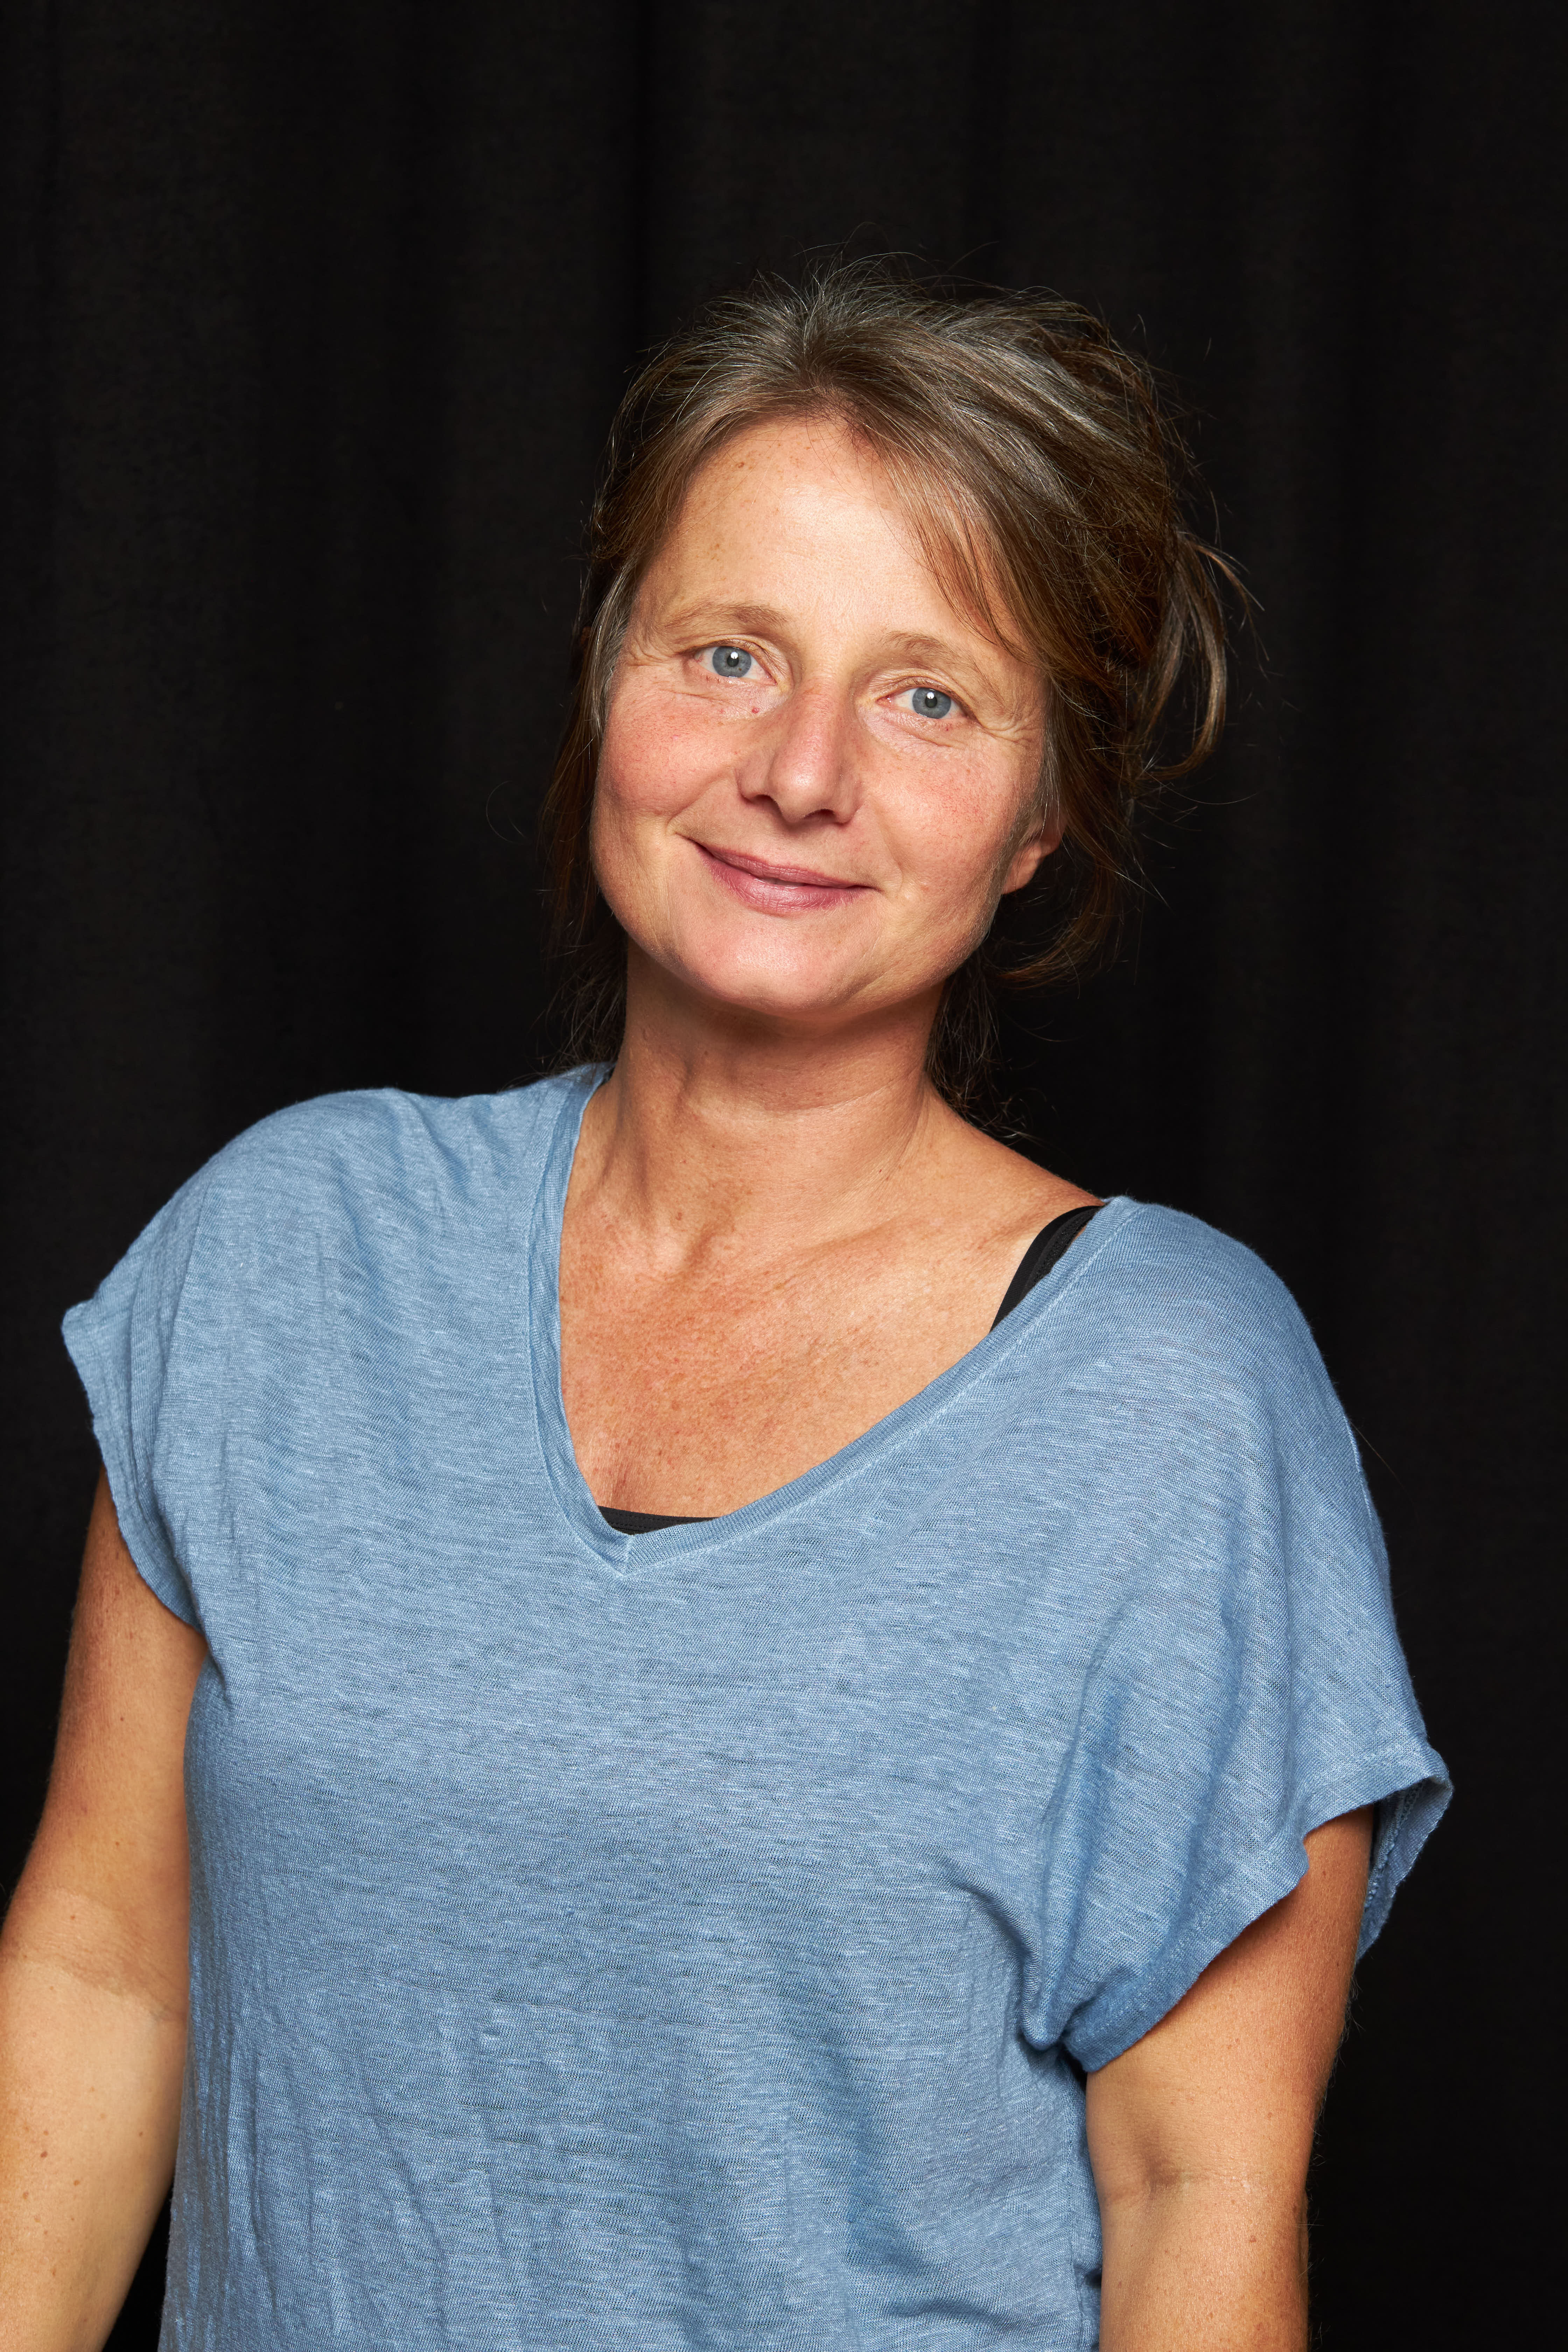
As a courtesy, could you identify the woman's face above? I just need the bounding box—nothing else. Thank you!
[592,412,1054,1038]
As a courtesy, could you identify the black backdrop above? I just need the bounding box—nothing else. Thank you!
[2,4,1562,2344]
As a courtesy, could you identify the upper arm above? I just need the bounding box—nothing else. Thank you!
[1086,1808,1373,2212]
[2,1471,206,2012]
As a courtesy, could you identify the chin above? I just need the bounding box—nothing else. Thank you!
[668,941,956,1040]
[653,936,866,1026]
[684,968,862,1028]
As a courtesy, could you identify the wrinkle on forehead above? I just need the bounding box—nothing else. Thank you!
[813,408,1033,669]
[645,410,1040,688]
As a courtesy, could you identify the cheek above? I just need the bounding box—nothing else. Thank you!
[598,678,727,823]
[894,750,1040,913]
[590,688,716,925]
[594,693,664,829]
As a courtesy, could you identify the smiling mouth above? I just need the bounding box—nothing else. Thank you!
[693,842,870,911]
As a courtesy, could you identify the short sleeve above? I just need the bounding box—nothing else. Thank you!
[62,1167,219,1626]
[1018,1230,1450,2074]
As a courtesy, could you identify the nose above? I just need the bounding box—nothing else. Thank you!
[737,681,859,825]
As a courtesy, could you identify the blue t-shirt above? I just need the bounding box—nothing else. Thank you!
[63,1071,1448,2351]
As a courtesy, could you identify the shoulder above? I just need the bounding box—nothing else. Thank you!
[192,1072,586,1228]
[91,1072,591,1311]
[1008,1204,1388,1638]
[1088,1199,1312,1349]
[1042,1199,1337,1430]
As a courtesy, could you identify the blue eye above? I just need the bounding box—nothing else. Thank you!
[908,687,953,720]
[709,645,753,678]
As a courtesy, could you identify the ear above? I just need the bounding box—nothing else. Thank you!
[999,816,1063,897]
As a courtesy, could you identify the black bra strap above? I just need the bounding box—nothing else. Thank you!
[598,1504,701,1535]
[989,1203,1101,1330]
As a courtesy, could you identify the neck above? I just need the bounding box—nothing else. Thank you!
[571,948,960,1252]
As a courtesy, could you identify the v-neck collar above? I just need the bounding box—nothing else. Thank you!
[523,1068,1133,1565]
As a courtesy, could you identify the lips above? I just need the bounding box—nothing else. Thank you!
[693,841,869,912]
[699,844,858,887]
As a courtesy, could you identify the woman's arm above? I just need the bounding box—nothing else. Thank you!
[1086,1808,1373,2352]
[0,1474,205,2352]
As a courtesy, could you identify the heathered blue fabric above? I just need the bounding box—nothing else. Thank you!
[63,1070,1448,2351]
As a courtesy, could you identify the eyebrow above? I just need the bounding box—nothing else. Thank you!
[657,599,794,643]
[879,629,991,673]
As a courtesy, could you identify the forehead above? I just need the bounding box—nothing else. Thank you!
[659,413,917,574]
[646,411,1017,651]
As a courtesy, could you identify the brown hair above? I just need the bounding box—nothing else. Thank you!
[541,261,1235,1110]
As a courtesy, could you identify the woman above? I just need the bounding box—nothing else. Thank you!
[1,268,1447,2349]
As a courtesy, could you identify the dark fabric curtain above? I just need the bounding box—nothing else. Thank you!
[2,5,1561,2342]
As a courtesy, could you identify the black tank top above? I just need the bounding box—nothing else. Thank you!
[598,1203,1101,1536]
